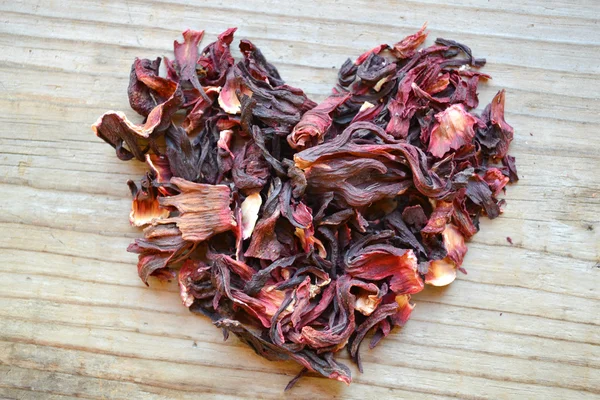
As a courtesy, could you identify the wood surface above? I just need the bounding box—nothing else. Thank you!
[1,0,599,398]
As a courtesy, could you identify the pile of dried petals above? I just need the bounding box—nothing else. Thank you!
[92,25,517,386]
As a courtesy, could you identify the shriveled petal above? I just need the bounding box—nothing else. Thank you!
[145,154,174,196]
[218,70,245,114]
[132,57,178,100]
[174,29,205,89]
[198,27,237,86]
[442,224,468,266]
[92,86,184,161]
[294,226,327,258]
[490,90,514,146]
[127,179,169,227]
[392,294,415,326]
[127,223,190,285]
[241,192,262,239]
[355,43,388,65]
[287,94,349,150]
[425,258,457,286]
[178,259,211,307]
[244,209,286,261]
[484,167,510,196]
[297,276,365,352]
[477,90,514,159]
[231,287,287,328]
[421,201,453,234]
[127,58,163,116]
[428,104,477,158]
[503,154,519,183]
[158,177,235,242]
[351,101,383,123]
[451,189,478,238]
[347,247,423,294]
[355,287,382,316]
[391,23,428,59]
[183,86,221,132]
[467,174,500,219]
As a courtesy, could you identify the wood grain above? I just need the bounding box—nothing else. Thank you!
[1,0,599,398]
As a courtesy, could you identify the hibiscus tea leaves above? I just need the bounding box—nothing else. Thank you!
[92,25,517,387]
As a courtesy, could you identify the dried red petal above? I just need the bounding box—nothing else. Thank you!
[127,179,169,227]
[178,259,211,307]
[92,86,184,161]
[484,167,510,196]
[128,223,191,285]
[355,287,383,316]
[421,201,453,234]
[391,23,428,59]
[158,177,236,242]
[392,294,415,326]
[346,246,423,294]
[240,192,262,240]
[244,208,285,261]
[183,86,221,132]
[145,154,174,196]
[218,69,252,114]
[428,104,477,158]
[355,43,389,66]
[287,94,349,150]
[425,258,457,286]
[198,27,237,86]
[442,224,468,267]
[134,58,177,98]
[174,29,205,89]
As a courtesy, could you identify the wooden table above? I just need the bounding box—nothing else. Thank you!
[1,1,599,398]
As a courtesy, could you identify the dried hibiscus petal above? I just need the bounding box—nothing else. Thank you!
[127,176,169,227]
[240,192,262,239]
[93,26,517,387]
[287,93,349,150]
[92,86,184,161]
[428,104,477,158]
[157,177,236,242]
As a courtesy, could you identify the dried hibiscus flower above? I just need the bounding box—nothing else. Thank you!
[92,25,517,387]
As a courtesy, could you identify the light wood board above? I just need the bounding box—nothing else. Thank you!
[1,0,599,398]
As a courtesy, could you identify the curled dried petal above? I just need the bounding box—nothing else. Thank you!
[146,154,174,196]
[128,223,191,285]
[178,259,211,307]
[425,258,457,286]
[391,23,428,59]
[158,177,235,242]
[183,86,221,133]
[218,70,245,114]
[198,27,236,86]
[346,246,423,294]
[174,29,205,89]
[355,287,382,316]
[467,174,500,219]
[133,57,178,100]
[442,224,468,266]
[421,201,453,234]
[127,178,169,227]
[241,192,262,239]
[392,294,415,326]
[484,167,510,196]
[92,86,184,161]
[287,94,349,150]
[428,104,477,158]
[490,90,514,155]
[355,43,388,66]
[128,58,160,116]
